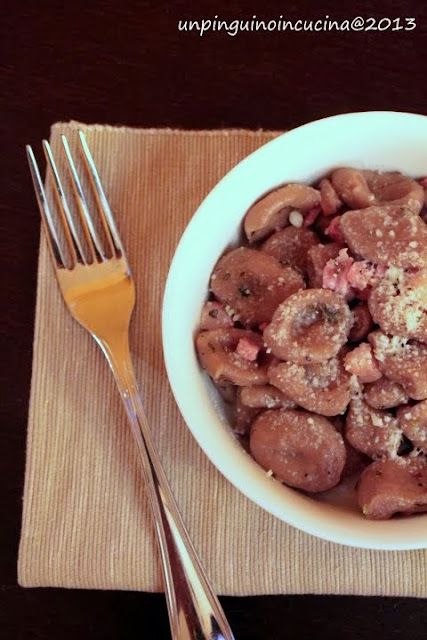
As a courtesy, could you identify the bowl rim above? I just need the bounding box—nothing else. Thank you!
[162,110,427,550]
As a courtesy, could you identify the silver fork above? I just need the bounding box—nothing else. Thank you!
[26,132,235,640]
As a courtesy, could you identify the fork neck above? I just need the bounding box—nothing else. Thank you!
[95,330,138,398]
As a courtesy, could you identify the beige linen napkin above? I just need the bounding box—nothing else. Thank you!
[18,122,426,596]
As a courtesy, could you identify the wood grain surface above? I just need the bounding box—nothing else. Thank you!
[1,1,426,638]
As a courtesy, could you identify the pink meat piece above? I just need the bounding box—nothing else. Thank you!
[420,177,427,188]
[325,216,345,243]
[236,337,260,361]
[322,248,355,299]
[303,205,321,228]
[258,322,269,332]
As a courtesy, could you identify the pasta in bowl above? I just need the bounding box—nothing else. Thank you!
[162,111,427,549]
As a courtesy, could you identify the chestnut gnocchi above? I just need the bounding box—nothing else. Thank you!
[196,168,427,520]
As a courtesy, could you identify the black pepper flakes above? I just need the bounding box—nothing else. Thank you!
[321,303,340,323]
[239,285,251,297]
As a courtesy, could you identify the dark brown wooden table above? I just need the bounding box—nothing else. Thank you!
[1,1,426,638]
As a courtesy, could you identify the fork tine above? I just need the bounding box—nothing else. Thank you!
[42,140,86,266]
[26,145,67,268]
[61,135,106,263]
[78,131,125,258]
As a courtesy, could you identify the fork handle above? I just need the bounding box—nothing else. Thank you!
[99,334,235,640]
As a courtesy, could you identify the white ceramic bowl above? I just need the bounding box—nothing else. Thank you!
[162,111,427,550]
